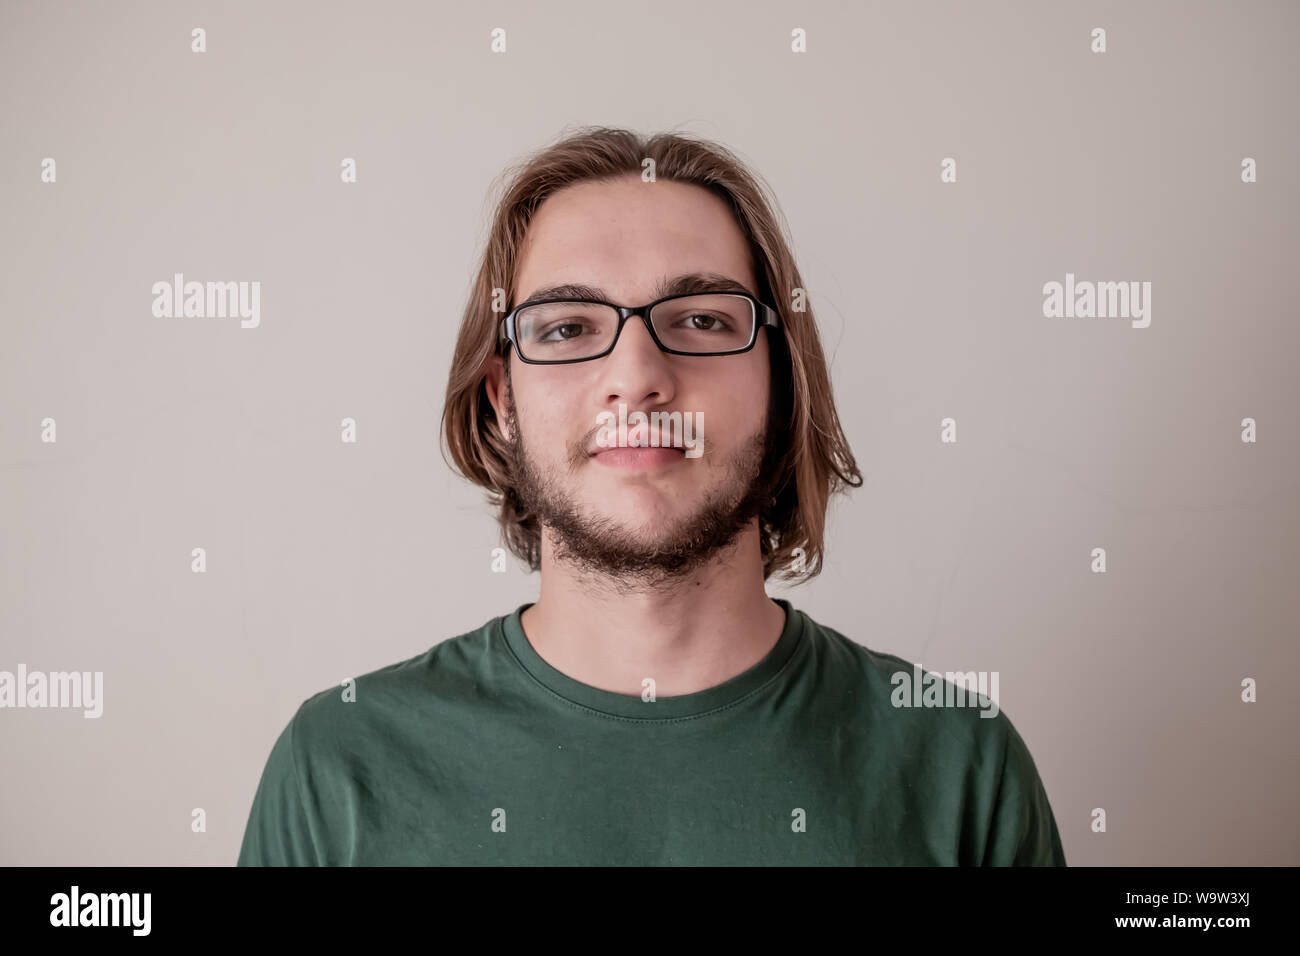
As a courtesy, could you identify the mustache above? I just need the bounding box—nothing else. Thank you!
[503,400,711,466]
[586,429,689,453]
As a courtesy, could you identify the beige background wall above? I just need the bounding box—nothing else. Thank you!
[1,0,1296,865]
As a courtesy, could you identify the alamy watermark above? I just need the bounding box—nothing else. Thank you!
[1042,272,1151,328]
[0,665,103,718]
[595,402,703,458]
[151,273,260,328]
[890,665,999,718]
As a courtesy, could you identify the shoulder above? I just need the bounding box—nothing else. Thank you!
[797,609,1029,769]
[286,611,509,753]
[798,609,1064,864]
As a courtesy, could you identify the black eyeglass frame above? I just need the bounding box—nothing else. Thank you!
[498,291,783,365]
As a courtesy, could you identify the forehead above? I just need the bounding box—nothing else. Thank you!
[512,175,759,304]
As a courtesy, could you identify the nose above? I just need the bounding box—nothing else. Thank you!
[616,311,660,352]
[598,311,677,403]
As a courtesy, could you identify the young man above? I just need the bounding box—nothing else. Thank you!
[238,128,1067,866]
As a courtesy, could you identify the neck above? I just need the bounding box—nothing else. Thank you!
[519,522,787,698]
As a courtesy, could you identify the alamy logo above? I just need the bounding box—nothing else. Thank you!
[0,665,103,718]
[151,273,260,328]
[595,403,703,458]
[890,665,1000,718]
[50,886,150,936]
[1042,272,1151,328]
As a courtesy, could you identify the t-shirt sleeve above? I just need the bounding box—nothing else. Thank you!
[982,717,1067,866]
[237,708,322,866]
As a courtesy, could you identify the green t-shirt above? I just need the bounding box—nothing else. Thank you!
[238,598,1066,866]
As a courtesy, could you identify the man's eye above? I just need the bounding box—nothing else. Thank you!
[537,322,587,341]
[676,313,732,332]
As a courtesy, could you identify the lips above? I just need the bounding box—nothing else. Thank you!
[588,432,685,456]
[591,446,686,469]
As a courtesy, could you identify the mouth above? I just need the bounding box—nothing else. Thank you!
[587,430,687,455]
[590,446,687,470]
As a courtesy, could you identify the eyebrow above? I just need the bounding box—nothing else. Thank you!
[518,272,755,305]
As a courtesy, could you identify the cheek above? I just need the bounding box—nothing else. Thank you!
[515,378,586,451]
[703,362,768,430]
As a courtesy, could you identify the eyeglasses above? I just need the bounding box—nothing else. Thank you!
[499,291,782,365]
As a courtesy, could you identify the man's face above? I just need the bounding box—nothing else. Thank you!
[485,174,775,587]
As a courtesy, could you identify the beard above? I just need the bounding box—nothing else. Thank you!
[501,379,775,592]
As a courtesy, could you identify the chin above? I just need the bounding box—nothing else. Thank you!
[605,499,692,528]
